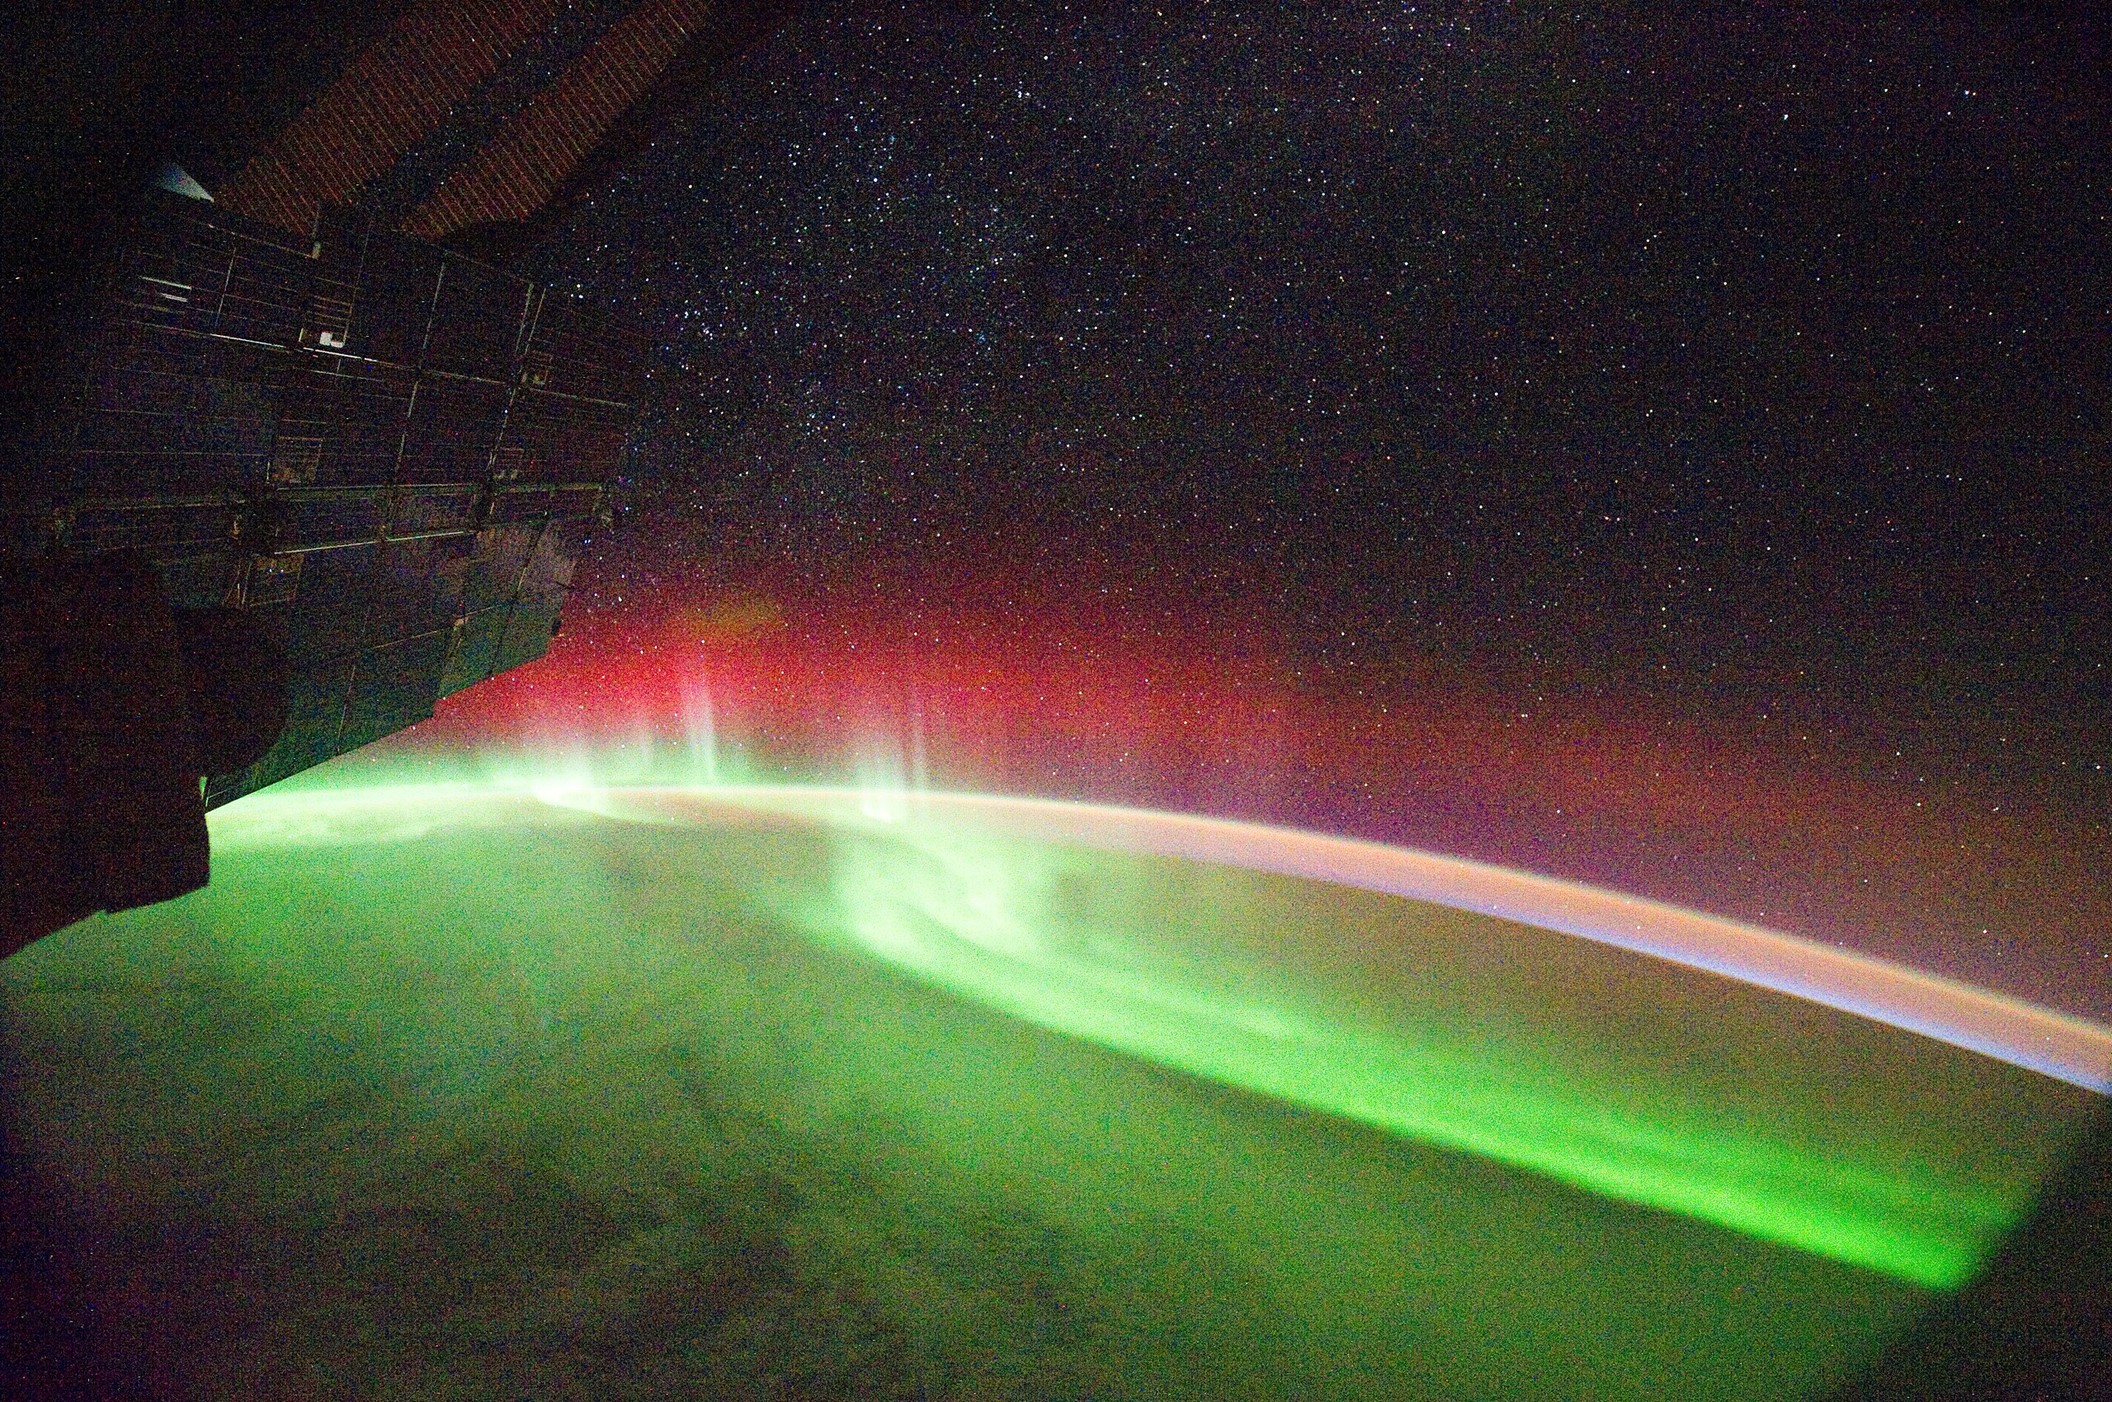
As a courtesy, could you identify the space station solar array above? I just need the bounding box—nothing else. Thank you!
[4,188,646,808]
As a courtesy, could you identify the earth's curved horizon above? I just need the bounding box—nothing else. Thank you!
[540,780,2112,1091]
[5,771,2106,1399]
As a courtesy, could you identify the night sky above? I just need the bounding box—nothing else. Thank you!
[461,4,2112,1015]
[548,2,2104,765]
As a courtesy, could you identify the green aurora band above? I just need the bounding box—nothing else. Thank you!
[203,770,2105,1292]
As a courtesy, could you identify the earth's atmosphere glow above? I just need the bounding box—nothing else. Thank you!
[213,770,2105,1288]
[4,766,2102,1399]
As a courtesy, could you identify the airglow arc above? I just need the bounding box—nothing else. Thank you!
[584,784,2112,1095]
[954,792,2112,1093]
[207,775,2110,1286]
[231,775,2112,1093]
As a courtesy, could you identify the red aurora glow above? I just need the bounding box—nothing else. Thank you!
[399,579,2112,1024]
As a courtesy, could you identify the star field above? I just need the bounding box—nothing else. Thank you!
[516,3,2112,1002]
[553,5,2106,776]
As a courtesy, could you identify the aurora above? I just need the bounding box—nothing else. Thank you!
[208,771,2105,1289]
[8,765,2102,1397]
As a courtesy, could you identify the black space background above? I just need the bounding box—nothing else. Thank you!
[5,0,2110,888]
[544,3,2110,810]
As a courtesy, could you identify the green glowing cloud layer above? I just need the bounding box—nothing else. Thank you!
[219,779,2097,1288]
[3,775,2100,1399]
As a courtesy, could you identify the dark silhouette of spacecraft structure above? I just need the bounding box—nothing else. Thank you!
[0,0,791,957]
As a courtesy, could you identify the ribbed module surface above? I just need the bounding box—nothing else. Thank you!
[217,0,565,236]
[9,190,643,811]
[402,0,720,239]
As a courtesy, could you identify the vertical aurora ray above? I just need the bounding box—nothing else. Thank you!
[679,679,720,783]
[849,701,931,821]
